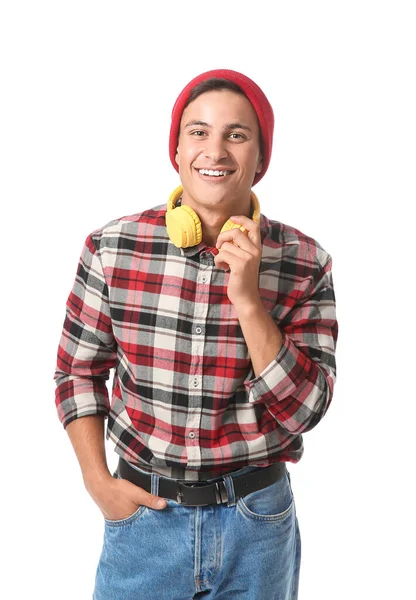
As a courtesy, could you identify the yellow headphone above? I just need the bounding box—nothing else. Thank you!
[165,185,261,248]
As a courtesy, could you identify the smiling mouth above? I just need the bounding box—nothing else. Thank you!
[195,168,235,178]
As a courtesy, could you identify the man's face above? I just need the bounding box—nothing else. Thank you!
[175,90,263,208]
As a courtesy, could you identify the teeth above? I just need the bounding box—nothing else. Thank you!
[198,169,231,177]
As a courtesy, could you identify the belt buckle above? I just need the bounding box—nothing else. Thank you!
[176,482,191,504]
[176,480,229,505]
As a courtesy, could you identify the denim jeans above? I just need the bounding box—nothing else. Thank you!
[93,463,301,599]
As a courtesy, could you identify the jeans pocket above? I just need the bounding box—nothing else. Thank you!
[104,504,147,527]
[104,471,147,527]
[237,471,294,522]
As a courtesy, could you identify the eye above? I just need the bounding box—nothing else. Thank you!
[229,132,245,140]
[190,130,206,137]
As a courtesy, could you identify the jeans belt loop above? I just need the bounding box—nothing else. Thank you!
[215,480,229,504]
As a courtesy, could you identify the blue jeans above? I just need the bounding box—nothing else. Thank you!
[93,464,301,599]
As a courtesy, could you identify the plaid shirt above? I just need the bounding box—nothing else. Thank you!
[54,202,338,481]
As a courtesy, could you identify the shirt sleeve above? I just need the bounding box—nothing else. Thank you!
[244,254,338,434]
[54,233,117,429]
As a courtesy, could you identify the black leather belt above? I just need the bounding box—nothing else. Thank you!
[117,458,287,507]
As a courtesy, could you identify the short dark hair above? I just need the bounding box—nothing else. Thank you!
[184,78,246,108]
[182,78,263,154]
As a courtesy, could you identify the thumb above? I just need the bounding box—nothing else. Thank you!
[154,495,168,509]
[139,489,168,510]
[214,252,230,271]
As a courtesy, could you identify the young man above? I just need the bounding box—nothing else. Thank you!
[54,69,338,599]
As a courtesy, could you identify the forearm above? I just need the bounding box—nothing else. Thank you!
[236,257,337,434]
[66,415,111,491]
[236,300,283,378]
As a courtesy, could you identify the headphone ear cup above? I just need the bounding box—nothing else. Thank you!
[165,205,202,248]
[220,219,248,236]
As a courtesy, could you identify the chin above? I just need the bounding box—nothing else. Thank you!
[195,189,231,206]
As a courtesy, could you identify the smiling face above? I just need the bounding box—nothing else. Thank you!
[175,89,263,212]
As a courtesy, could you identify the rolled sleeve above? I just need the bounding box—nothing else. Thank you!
[244,255,338,434]
[54,232,117,429]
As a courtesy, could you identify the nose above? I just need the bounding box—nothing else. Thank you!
[203,134,228,164]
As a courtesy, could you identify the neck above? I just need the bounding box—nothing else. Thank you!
[199,213,231,247]
[180,192,252,247]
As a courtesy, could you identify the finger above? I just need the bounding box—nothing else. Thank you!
[214,245,233,270]
[216,229,257,253]
[129,482,167,509]
[228,216,261,248]
[218,241,247,260]
[214,253,230,271]
[228,214,258,231]
[215,244,246,270]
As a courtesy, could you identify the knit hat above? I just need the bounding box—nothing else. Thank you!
[169,69,274,185]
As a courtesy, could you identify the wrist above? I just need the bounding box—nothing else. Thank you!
[84,469,113,494]
[233,297,265,319]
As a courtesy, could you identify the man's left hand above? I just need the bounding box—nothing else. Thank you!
[214,215,262,310]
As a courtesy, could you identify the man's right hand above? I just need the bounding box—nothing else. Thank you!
[86,474,168,521]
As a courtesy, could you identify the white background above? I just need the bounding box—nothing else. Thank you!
[1,1,415,598]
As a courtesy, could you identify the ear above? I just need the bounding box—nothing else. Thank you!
[256,155,263,174]
[175,146,179,166]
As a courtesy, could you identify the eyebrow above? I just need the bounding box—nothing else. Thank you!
[184,120,252,132]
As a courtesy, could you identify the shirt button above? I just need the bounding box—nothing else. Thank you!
[193,378,199,387]
[195,327,202,334]
[201,277,207,283]
[188,431,196,439]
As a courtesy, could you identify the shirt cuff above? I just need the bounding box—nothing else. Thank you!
[55,380,111,429]
[243,331,313,404]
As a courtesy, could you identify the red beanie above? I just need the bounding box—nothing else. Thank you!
[169,69,274,185]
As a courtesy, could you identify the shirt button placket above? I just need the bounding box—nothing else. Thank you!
[185,254,212,468]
